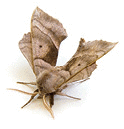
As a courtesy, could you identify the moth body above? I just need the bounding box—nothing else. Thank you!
[36,68,70,97]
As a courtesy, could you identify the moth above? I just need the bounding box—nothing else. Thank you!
[9,7,117,118]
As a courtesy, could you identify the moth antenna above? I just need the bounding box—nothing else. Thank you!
[42,95,54,119]
[17,82,36,85]
[56,92,81,100]
[21,89,38,108]
[7,88,38,96]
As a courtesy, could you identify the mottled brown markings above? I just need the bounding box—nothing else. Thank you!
[32,18,60,48]
[65,57,77,71]
[19,42,31,44]
[33,52,57,66]
[33,46,58,66]
[55,72,67,82]
[43,48,58,66]
[32,26,58,66]
[32,25,58,50]
[96,50,105,54]
[33,57,43,61]
[18,32,34,70]
[32,26,55,46]
[55,62,96,90]
[86,66,90,77]
[34,64,44,70]
[20,46,32,50]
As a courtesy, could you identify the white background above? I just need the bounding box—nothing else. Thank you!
[0,0,124,128]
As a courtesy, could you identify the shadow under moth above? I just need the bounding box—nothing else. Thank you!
[9,7,117,118]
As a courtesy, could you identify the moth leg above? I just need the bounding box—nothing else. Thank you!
[49,93,54,108]
[56,92,81,100]
[17,82,36,89]
[21,89,38,108]
[7,88,38,96]
[17,82,36,85]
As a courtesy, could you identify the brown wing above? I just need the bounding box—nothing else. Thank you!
[58,38,117,85]
[31,7,67,75]
[19,7,67,76]
[19,32,34,70]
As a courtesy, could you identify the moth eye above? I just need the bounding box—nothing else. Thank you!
[78,64,81,66]
[39,45,42,48]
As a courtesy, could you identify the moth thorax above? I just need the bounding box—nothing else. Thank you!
[36,69,56,94]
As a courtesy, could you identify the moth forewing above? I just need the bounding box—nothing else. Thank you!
[55,39,117,90]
